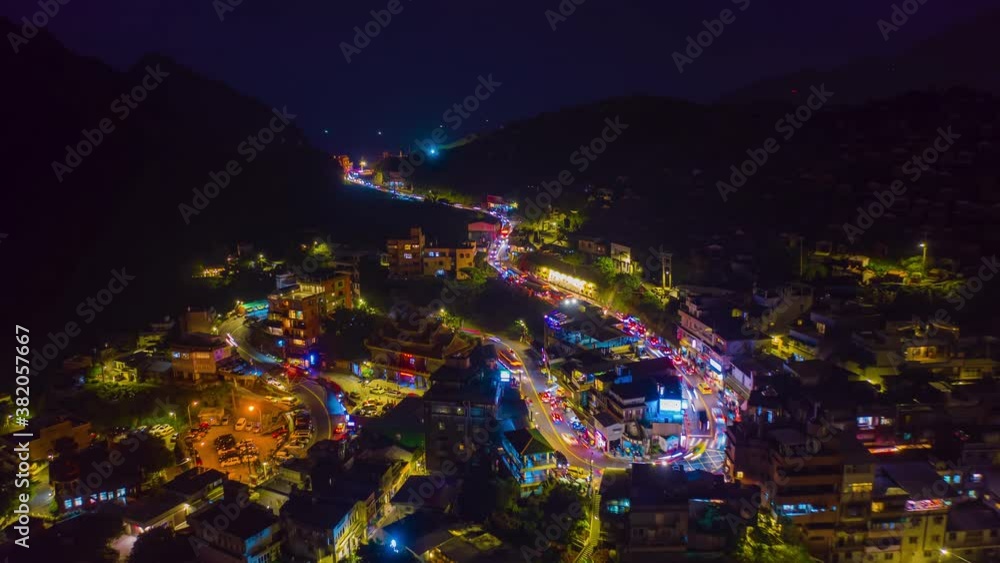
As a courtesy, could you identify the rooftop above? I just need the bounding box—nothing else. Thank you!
[280,494,357,530]
[503,428,554,457]
[165,468,226,498]
[946,501,1000,531]
[189,501,277,540]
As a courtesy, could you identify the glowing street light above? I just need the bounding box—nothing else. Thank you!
[940,549,973,563]
[919,241,928,269]
[248,404,262,425]
[187,400,199,427]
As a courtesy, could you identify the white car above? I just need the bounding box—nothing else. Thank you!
[235,418,247,431]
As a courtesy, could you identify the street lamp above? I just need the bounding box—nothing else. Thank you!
[920,242,928,269]
[940,549,972,563]
[248,405,263,425]
[187,401,199,428]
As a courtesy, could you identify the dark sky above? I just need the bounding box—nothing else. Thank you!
[4,0,993,156]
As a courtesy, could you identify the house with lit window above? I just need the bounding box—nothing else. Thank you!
[169,333,234,383]
[50,442,143,514]
[365,316,477,385]
[386,227,478,280]
[295,268,355,313]
[500,428,556,496]
[266,287,322,363]
[386,227,425,278]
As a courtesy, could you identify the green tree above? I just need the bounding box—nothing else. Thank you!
[734,510,812,563]
[593,256,617,283]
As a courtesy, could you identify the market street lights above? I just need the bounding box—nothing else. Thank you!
[187,401,199,428]
[920,242,928,270]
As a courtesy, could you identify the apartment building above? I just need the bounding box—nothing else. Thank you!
[628,464,760,556]
[423,346,503,472]
[281,495,367,562]
[386,227,477,280]
[266,288,322,361]
[295,268,354,313]
[500,428,557,496]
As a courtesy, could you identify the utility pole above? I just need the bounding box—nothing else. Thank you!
[799,235,805,279]
[658,246,673,291]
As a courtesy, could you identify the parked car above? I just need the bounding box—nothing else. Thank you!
[235,418,247,431]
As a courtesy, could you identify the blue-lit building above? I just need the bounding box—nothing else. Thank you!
[500,428,557,496]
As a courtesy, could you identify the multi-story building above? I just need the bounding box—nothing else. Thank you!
[169,333,233,383]
[386,227,426,277]
[943,500,1000,563]
[500,428,557,496]
[281,495,367,562]
[386,227,478,280]
[188,499,282,563]
[423,346,502,472]
[422,244,477,279]
[678,303,762,386]
[365,318,477,386]
[627,464,760,556]
[768,426,845,556]
[266,288,322,362]
[295,268,354,313]
[868,461,956,563]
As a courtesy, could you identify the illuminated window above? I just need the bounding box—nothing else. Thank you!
[736,471,744,480]
[872,502,884,513]
[404,253,413,259]
[848,483,873,493]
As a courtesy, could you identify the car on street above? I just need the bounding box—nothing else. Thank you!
[698,382,713,395]
[235,418,247,431]
[271,428,288,439]
[551,412,563,424]
[712,407,726,426]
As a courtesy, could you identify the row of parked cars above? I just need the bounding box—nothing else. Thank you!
[214,434,260,467]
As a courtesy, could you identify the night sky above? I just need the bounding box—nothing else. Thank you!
[3,0,994,156]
